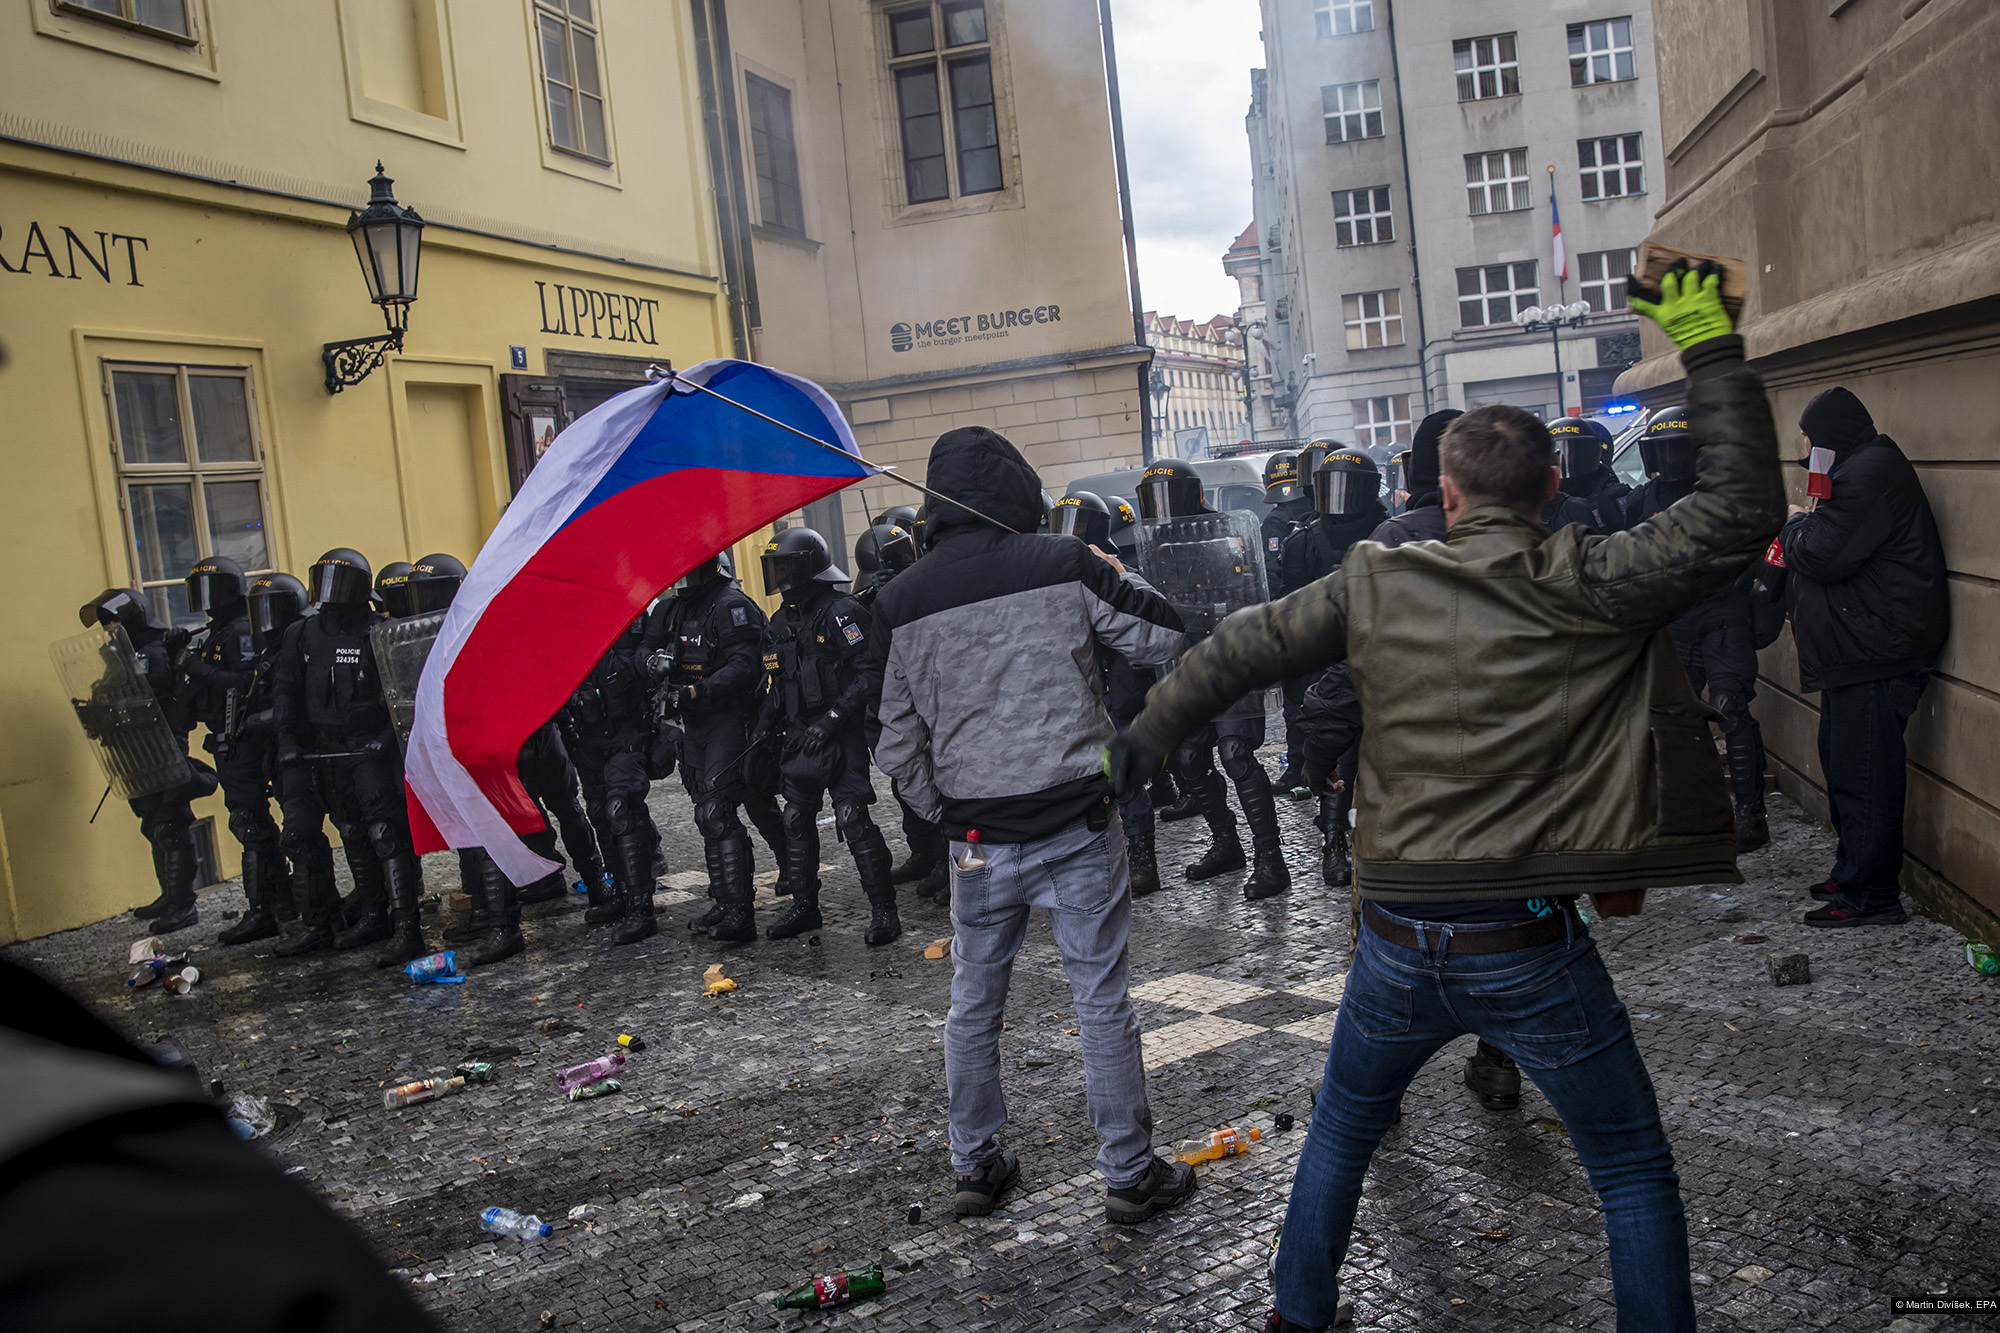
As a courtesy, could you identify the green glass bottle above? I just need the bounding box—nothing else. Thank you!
[773,1262,885,1310]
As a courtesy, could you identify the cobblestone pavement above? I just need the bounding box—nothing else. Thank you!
[10,726,1999,1332]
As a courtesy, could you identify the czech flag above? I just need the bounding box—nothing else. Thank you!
[1806,445,1836,500]
[404,359,870,884]
[1550,179,1567,284]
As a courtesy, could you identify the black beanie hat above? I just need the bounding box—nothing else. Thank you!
[1799,387,1875,455]
[1408,409,1462,491]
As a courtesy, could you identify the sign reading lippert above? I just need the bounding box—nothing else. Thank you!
[890,302,1062,353]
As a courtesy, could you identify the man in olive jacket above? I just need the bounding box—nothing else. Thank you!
[1108,266,1783,1333]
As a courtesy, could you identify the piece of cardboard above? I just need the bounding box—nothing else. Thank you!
[1634,240,1748,322]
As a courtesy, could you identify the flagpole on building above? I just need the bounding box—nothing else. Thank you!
[1548,166,1566,416]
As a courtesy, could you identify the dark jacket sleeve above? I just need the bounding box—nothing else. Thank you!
[1298,664,1361,790]
[697,597,766,704]
[1075,543,1184,666]
[1779,449,1899,583]
[1574,336,1788,632]
[1128,571,1349,760]
[270,621,307,752]
[829,598,874,721]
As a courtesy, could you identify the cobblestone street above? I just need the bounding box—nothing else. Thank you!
[11,739,1998,1333]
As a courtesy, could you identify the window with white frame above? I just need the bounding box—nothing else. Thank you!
[1342,291,1404,349]
[887,0,1002,204]
[1456,262,1538,328]
[58,0,194,41]
[1352,395,1412,449]
[1453,34,1519,102]
[1579,248,1637,312]
[1332,186,1393,247]
[1568,18,1635,85]
[1579,134,1644,199]
[1321,81,1383,143]
[1313,0,1372,37]
[535,0,610,162]
[1465,148,1531,215]
[745,74,805,234]
[105,363,272,627]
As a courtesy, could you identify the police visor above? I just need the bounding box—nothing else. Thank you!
[1313,466,1378,517]
[248,588,299,635]
[1555,434,1601,479]
[407,577,461,616]
[761,550,810,596]
[309,561,372,606]
[185,570,238,614]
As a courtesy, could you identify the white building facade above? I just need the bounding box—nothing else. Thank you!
[1145,311,1252,458]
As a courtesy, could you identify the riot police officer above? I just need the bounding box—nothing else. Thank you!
[641,551,774,943]
[177,556,294,946]
[78,588,208,933]
[272,548,431,967]
[1281,450,1390,888]
[373,561,415,618]
[854,521,944,901]
[759,529,899,945]
[1053,492,1163,896]
[853,521,919,610]
[558,612,662,942]
[1539,423,1604,533]
[1551,417,1631,532]
[1259,452,1314,795]
[1104,493,1184,820]
[1623,409,1769,851]
[1137,460,1288,900]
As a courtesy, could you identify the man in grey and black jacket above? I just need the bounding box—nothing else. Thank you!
[868,425,1196,1226]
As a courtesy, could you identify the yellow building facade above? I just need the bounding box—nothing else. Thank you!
[0,0,734,941]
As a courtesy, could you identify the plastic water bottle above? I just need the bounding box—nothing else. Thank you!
[480,1207,552,1240]
[555,1050,626,1091]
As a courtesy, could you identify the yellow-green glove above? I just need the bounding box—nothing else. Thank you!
[1629,260,1732,350]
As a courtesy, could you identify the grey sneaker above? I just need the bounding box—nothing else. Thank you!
[1105,1155,1197,1225]
[953,1149,1020,1218]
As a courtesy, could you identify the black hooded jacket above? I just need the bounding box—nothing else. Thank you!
[1279,502,1390,595]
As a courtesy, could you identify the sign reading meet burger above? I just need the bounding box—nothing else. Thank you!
[891,301,1062,354]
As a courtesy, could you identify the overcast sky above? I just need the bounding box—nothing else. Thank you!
[1110,0,1266,323]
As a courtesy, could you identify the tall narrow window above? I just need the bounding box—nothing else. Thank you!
[106,363,272,626]
[1569,18,1636,85]
[744,74,805,234]
[1313,0,1372,37]
[1579,135,1645,199]
[1465,148,1531,215]
[535,0,609,162]
[1332,187,1394,247]
[1322,81,1383,143]
[1453,34,1520,101]
[887,1,1003,204]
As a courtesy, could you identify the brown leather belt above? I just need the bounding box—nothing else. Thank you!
[1363,902,1574,955]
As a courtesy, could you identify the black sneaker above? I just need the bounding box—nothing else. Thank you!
[1806,878,1840,901]
[1462,1042,1520,1112]
[1105,1155,1196,1225]
[1804,895,1907,928]
[953,1149,1020,1218]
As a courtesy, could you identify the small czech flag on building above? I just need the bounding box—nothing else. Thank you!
[1806,445,1836,500]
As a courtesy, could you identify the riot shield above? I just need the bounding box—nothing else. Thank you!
[371,611,448,750]
[49,624,190,800]
[1135,509,1271,719]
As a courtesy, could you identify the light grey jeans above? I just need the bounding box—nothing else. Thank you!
[945,812,1155,1188]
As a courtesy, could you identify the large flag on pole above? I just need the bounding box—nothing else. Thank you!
[404,359,870,884]
[1550,177,1568,285]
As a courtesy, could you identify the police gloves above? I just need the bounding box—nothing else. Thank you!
[1102,730,1163,803]
[800,709,842,755]
[1629,260,1732,350]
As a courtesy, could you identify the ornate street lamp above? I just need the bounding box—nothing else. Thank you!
[1513,300,1593,416]
[323,163,426,394]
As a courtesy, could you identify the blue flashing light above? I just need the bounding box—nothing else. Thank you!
[1601,401,1640,415]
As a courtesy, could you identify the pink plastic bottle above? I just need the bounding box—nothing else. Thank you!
[555,1050,627,1091]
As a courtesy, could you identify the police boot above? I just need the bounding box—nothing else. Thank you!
[218,843,282,945]
[853,825,901,947]
[1320,795,1354,887]
[372,852,429,968]
[612,830,659,945]
[889,841,937,885]
[151,837,202,935]
[688,839,728,932]
[1463,1039,1521,1112]
[518,829,567,903]
[1727,731,1769,854]
[444,851,493,943]
[915,858,950,904]
[1127,821,1161,898]
[1184,773,1245,881]
[276,845,340,956]
[132,840,172,918]
[1234,771,1291,901]
[767,825,824,940]
[268,852,298,924]
[334,850,392,950]
[709,836,758,944]
[465,856,525,966]
[584,869,625,925]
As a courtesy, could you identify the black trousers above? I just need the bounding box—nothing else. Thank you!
[1818,671,1928,907]
[212,734,280,853]
[518,728,598,878]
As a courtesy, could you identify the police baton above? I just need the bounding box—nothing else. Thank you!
[88,782,112,824]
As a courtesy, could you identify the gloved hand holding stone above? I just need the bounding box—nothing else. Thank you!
[1629,259,1732,350]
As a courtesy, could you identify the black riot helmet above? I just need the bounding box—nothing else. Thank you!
[1550,417,1615,480]
[1384,448,1413,495]
[247,572,308,636]
[1298,441,1336,492]
[308,548,373,606]
[1136,460,1205,520]
[1051,491,1112,550]
[374,561,415,619]
[682,549,737,590]
[853,529,882,576]
[1313,450,1382,518]
[912,505,931,551]
[1638,408,1695,483]
[761,527,847,596]
[873,504,919,532]
[406,552,467,615]
[184,554,246,615]
[1263,452,1301,503]
[79,587,166,635]
[856,523,915,576]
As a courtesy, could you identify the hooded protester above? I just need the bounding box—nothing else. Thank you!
[1776,386,1948,927]
[866,426,1196,1226]
[1369,409,1459,547]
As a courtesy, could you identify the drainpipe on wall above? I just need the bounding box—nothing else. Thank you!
[1098,0,1153,464]
[691,0,762,360]
[1384,0,1431,415]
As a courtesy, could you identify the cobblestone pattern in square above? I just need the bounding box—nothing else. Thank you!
[9,732,1996,1332]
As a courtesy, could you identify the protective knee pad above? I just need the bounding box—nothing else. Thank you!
[1710,691,1756,738]
[694,799,746,843]
[604,795,644,837]
[226,804,276,845]
[781,800,819,842]
[834,801,877,845]
[367,819,410,861]
[1217,736,1262,783]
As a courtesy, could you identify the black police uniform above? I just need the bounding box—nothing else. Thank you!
[558,615,662,942]
[110,614,209,933]
[763,583,893,940]
[856,561,948,904]
[516,720,605,900]
[1559,464,1632,532]
[642,573,780,942]
[1261,495,1316,791]
[271,602,425,966]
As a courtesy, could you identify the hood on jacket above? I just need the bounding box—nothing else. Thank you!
[1799,386,1876,455]
[925,426,1045,537]
[1409,409,1461,491]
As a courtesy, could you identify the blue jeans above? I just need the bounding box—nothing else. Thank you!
[1273,909,1695,1332]
[945,813,1154,1187]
